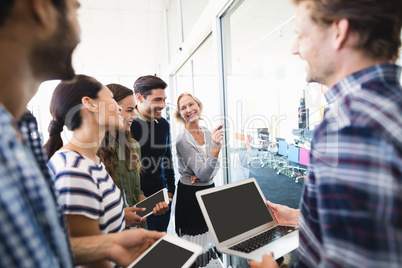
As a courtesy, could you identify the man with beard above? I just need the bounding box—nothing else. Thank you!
[249,0,402,267]
[0,0,163,267]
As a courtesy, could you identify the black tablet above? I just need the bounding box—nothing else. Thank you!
[127,234,202,268]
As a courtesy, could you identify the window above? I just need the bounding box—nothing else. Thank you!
[219,1,308,265]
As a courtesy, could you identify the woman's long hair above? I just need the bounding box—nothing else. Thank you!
[44,75,102,159]
[98,83,141,182]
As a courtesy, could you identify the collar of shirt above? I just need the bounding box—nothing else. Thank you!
[134,106,159,123]
[324,63,401,104]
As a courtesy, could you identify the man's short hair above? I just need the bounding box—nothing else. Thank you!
[0,0,66,27]
[292,0,402,61]
[133,75,167,99]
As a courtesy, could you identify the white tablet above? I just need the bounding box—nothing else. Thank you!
[127,234,203,268]
[134,188,169,218]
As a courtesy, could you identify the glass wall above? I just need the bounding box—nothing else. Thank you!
[219,0,310,266]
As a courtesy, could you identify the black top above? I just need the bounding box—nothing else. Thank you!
[130,116,175,197]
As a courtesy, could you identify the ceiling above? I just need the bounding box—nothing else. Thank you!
[73,0,167,84]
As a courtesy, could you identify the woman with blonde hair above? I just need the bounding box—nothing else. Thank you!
[174,92,224,267]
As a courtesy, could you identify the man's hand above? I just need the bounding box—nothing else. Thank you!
[153,201,170,216]
[109,229,164,267]
[266,201,299,225]
[168,192,173,199]
[70,230,165,266]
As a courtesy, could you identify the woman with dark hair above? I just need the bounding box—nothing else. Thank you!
[44,75,126,268]
[98,83,169,229]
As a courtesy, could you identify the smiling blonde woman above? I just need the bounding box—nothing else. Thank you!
[174,92,224,267]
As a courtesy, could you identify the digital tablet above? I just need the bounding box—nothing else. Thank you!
[127,234,203,268]
[134,188,169,218]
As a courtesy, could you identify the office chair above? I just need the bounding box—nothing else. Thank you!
[295,148,310,183]
[247,135,263,166]
[303,129,314,141]
[260,141,278,168]
[292,128,304,145]
[287,145,300,180]
[275,140,290,175]
[258,128,269,149]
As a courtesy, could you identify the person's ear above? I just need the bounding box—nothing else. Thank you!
[82,97,98,112]
[333,18,349,50]
[30,0,58,30]
[136,93,144,104]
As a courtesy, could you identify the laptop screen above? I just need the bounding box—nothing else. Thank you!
[200,180,273,242]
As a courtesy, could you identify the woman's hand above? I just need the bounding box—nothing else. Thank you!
[191,174,202,184]
[211,124,224,148]
[124,207,147,227]
[191,174,213,185]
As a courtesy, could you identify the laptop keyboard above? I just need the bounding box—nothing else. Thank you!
[229,226,298,253]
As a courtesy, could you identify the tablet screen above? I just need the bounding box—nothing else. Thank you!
[135,189,166,218]
[130,239,194,268]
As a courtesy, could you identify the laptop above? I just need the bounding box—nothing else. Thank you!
[196,178,298,261]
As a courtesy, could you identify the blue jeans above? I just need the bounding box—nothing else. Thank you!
[146,203,172,232]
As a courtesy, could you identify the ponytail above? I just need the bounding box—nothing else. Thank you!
[43,75,103,160]
[44,119,64,159]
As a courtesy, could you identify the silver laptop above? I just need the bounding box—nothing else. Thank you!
[196,178,298,261]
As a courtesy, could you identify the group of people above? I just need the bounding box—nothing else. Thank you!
[0,0,401,268]
[42,71,223,268]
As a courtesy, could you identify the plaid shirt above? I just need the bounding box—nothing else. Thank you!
[296,63,402,267]
[0,107,73,267]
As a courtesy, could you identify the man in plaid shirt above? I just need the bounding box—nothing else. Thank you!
[250,0,402,267]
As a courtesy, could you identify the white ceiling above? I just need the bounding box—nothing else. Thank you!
[73,0,167,83]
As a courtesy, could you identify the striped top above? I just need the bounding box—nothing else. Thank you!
[296,63,402,267]
[48,150,125,234]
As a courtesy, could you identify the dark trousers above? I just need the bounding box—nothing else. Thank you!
[146,203,172,232]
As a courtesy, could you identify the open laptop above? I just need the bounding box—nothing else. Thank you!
[196,178,298,261]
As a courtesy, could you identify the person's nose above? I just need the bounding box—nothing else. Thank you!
[291,38,299,55]
[159,100,166,110]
